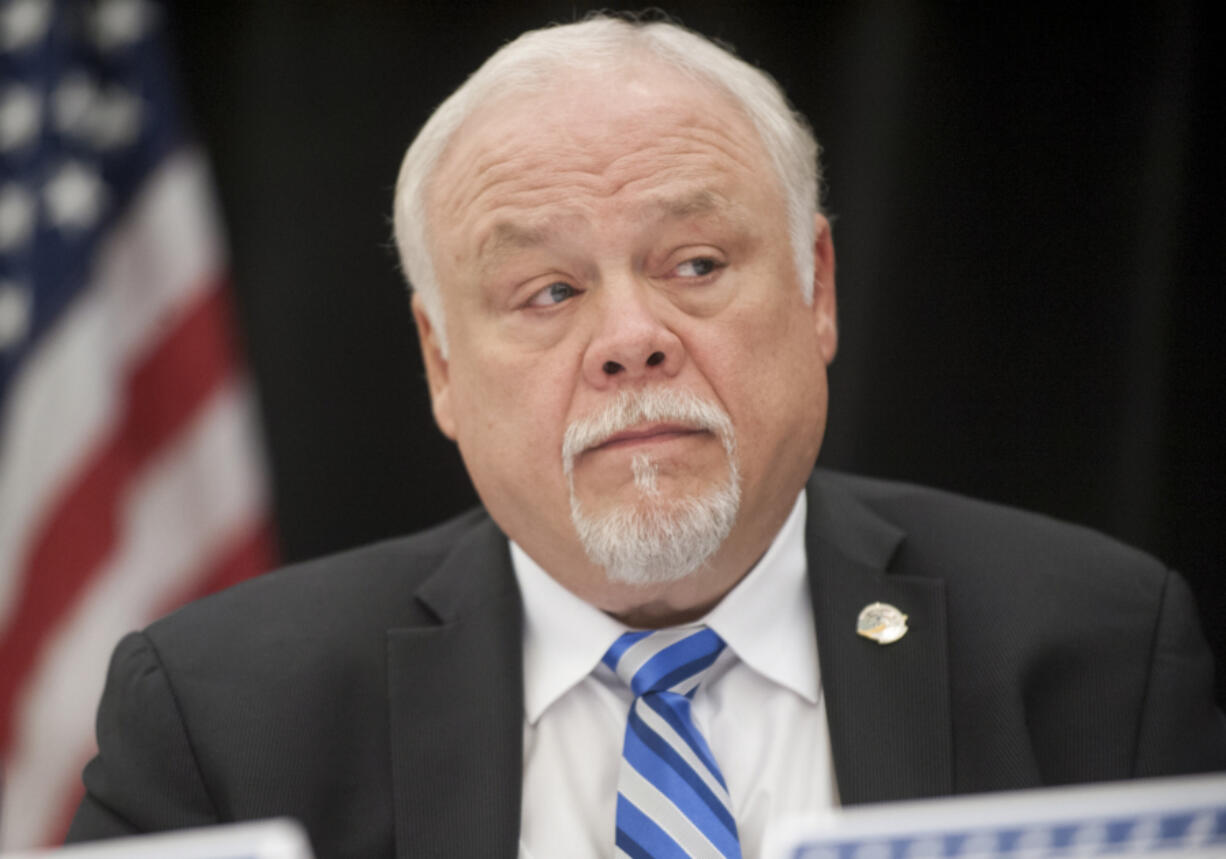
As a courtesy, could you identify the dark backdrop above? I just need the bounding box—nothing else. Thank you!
[168,2,1225,703]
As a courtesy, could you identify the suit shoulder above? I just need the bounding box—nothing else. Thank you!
[145,506,497,648]
[814,468,1169,595]
[813,470,1225,785]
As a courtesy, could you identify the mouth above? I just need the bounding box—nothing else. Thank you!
[589,423,707,454]
[561,388,736,480]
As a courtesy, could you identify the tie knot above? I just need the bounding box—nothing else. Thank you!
[602,626,727,698]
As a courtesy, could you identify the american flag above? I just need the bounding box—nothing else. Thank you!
[0,0,276,847]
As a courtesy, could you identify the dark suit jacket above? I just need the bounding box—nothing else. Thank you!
[66,470,1226,857]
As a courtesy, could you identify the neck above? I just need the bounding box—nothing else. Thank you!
[599,568,749,629]
[509,483,805,628]
[580,503,794,628]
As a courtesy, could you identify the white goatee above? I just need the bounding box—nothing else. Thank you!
[563,388,741,586]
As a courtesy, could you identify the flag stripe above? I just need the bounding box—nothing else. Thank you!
[1,518,272,848]
[1,379,271,847]
[0,152,225,631]
[1,7,275,848]
[166,518,277,611]
[4,523,273,848]
[0,281,236,750]
[40,526,271,847]
[47,755,88,849]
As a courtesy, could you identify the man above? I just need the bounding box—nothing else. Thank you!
[67,14,1226,859]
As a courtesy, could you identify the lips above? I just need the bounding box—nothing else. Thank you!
[561,388,735,478]
[590,423,705,453]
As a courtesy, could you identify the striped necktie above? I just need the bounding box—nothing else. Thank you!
[603,626,742,858]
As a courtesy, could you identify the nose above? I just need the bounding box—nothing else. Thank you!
[582,282,685,390]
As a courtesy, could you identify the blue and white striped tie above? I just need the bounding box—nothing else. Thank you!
[604,626,742,858]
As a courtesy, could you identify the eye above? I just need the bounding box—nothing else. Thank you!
[673,257,723,278]
[526,281,579,307]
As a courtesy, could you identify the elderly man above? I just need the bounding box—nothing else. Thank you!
[68,14,1226,859]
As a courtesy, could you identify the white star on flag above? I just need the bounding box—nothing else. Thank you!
[0,85,41,152]
[0,0,52,53]
[43,160,107,231]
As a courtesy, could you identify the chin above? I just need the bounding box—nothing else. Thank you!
[569,463,742,587]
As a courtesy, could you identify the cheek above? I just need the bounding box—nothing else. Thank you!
[448,349,572,477]
[703,293,826,450]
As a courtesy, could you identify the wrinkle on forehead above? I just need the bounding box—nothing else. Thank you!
[426,68,781,280]
[473,187,743,273]
[441,122,763,220]
[475,212,585,268]
[646,188,721,218]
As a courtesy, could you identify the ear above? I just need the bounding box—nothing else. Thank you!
[411,294,458,440]
[811,213,838,365]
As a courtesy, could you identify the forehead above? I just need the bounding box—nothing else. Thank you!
[425,67,781,259]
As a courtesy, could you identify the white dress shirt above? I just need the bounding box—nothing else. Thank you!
[513,491,838,859]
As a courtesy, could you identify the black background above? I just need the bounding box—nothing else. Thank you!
[168,2,1224,703]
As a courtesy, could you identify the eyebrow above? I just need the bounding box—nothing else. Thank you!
[478,221,552,261]
[643,189,722,220]
[642,188,754,237]
[474,187,741,269]
[475,214,584,271]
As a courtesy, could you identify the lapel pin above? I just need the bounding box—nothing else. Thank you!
[856,601,909,645]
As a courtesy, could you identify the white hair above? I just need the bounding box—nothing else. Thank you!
[562,387,741,585]
[392,13,823,355]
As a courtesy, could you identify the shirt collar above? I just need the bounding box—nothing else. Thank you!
[512,540,628,724]
[704,490,819,704]
[511,489,817,724]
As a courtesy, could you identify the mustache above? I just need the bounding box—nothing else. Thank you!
[562,388,736,477]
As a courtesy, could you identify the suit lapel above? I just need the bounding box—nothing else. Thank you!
[387,518,523,859]
[382,472,954,854]
[805,473,954,804]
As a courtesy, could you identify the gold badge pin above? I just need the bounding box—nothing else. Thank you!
[856,602,909,645]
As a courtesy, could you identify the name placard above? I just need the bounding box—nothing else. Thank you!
[765,773,1226,859]
[0,819,315,859]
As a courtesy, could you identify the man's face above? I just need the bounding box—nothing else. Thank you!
[416,66,837,617]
